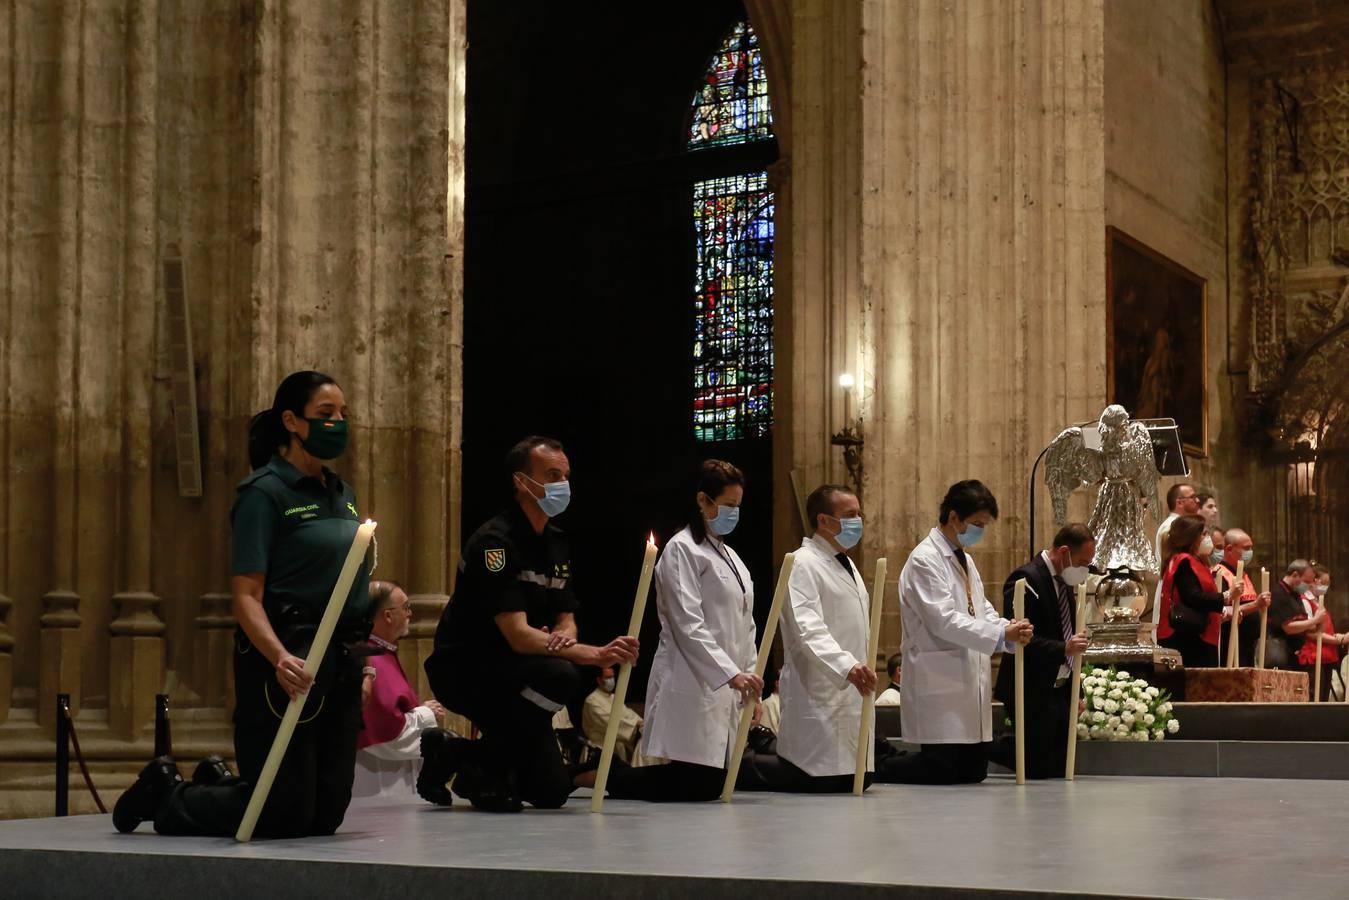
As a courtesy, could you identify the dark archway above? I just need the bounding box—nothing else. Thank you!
[461,1,779,697]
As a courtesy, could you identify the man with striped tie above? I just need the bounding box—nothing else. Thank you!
[991,523,1094,779]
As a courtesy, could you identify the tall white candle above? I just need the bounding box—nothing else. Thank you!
[591,534,658,813]
[722,551,795,803]
[236,519,376,842]
[1065,581,1088,780]
[1314,632,1324,703]
[1013,578,1027,786]
[1257,568,1269,670]
[1228,560,1246,669]
[853,557,887,796]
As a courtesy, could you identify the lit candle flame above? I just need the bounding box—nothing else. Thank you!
[647,532,656,546]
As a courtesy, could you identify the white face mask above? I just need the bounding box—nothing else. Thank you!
[1198,537,1214,557]
[601,677,616,693]
[1061,565,1090,587]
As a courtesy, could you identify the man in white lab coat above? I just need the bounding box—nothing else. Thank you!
[876,480,1033,785]
[745,484,877,792]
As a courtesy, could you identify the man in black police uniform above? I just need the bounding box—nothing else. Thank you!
[990,523,1093,779]
[421,436,638,812]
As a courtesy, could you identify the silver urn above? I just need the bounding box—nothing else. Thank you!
[1082,567,1183,682]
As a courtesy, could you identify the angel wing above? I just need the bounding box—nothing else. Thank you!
[1044,426,1104,526]
[1122,421,1160,527]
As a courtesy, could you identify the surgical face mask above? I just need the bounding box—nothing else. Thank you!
[300,417,348,460]
[1209,548,1224,564]
[1198,537,1214,557]
[957,523,984,548]
[1289,581,1305,593]
[601,677,616,693]
[708,504,740,536]
[836,516,863,550]
[521,474,571,517]
[1061,565,1090,587]
[1317,585,1329,597]
[1240,549,1254,564]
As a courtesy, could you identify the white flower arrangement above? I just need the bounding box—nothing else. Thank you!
[1077,665,1178,742]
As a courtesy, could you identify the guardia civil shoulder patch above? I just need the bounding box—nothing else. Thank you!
[484,548,506,573]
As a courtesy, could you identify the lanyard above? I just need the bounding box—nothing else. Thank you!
[710,538,748,611]
[936,535,976,616]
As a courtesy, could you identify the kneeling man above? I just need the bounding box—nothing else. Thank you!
[749,484,876,791]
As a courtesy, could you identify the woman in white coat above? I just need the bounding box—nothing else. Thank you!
[597,460,763,802]
[877,480,1032,785]
[743,484,878,792]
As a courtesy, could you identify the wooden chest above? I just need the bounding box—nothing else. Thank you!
[1184,667,1309,703]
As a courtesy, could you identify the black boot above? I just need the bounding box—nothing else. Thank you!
[191,755,234,786]
[467,769,524,814]
[416,729,466,807]
[113,756,184,834]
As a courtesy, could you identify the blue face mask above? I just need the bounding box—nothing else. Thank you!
[708,504,740,536]
[836,517,863,550]
[521,475,571,518]
[957,523,984,548]
[1210,549,1224,564]
[1241,549,1254,564]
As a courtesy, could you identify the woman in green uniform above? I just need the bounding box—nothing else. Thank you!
[113,370,374,838]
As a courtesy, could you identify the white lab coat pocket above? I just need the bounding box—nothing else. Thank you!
[910,648,967,697]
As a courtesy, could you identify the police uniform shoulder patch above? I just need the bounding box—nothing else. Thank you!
[484,548,506,573]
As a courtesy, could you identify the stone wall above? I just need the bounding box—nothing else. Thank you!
[764,0,1108,655]
[0,0,464,817]
[1103,0,1265,535]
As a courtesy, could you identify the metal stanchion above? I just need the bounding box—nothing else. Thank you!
[154,694,172,758]
[55,694,70,817]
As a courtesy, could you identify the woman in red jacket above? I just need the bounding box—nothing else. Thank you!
[1157,514,1242,667]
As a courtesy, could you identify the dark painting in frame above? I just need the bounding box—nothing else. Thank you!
[1106,227,1208,456]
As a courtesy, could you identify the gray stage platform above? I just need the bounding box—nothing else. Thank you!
[2,776,1347,899]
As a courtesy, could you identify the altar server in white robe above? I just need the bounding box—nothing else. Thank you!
[876,480,1033,785]
[744,484,877,792]
[587,459,762,802]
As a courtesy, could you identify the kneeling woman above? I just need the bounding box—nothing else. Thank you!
[114,371,373,838]
[582,460,761,801]
[1157,513,1241,668]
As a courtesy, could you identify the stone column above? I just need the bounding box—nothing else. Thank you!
[109,592,165,740]
[0,594,13,724]
[194,592,235,710]
[38,590,81,732]
[403,593,449,707]
[783,0,1107,651]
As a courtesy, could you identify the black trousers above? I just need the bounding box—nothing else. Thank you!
[873,740,990,785]
[1298,663,1335,702]
[740,751,873,793]
[1160,632,1219,668]
[989,684,1071,780]
[427,652,580,809]
[155,632,363,838]
[604,759,726,802]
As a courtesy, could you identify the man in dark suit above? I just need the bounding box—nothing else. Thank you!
[991,523,1094,779]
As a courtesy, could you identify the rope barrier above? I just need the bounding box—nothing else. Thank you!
[55,694,108,816]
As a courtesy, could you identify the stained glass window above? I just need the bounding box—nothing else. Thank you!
[689,21,773,149]
[690,21,775,442]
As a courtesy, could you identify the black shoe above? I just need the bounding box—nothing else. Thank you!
[113,756,184,833]
[567,743,601,781]
[468,772,524,814]
[747,724,776,755]
[191,755,233,786]
[416,729,464,807]
[450,750,522,813]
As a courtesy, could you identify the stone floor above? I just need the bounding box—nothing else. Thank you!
[1,775,1346,899]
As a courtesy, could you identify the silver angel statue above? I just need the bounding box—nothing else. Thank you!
[1045,405,1160,573]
